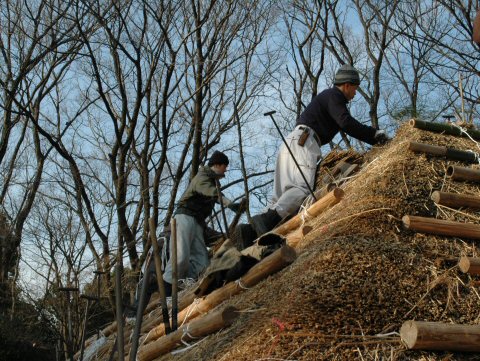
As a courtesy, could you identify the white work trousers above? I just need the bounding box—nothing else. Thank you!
[162,214,209,284]
[270,125,322,218]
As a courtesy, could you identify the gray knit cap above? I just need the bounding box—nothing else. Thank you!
[334,64,360,85]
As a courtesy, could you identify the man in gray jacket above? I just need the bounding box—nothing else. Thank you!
[251,65,389,236]
[162,150,240,294]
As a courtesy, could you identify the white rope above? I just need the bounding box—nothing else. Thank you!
[452,124,480,160]
[170,324,207,355]
[179,298,201,328]
[374,331,400,338]
[299,204,313,227]
[235,278,250,290]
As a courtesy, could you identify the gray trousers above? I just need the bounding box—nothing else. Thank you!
[162,213,209,284]
[270,125,321,218]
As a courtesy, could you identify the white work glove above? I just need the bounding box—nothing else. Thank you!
[374,130,390,145]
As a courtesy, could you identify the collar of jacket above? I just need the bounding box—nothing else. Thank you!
[200,165,225,179]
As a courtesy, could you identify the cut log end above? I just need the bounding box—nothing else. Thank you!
[302,226,313,236]
[400,320,418,349]
[402,215,411,228]
[409,119,417,127]
[280,245,297,263]
[446,166,454,177]
[459,257,471,273]
[221,306,239,326]
[431,191,440,204]
[333,187,345,199]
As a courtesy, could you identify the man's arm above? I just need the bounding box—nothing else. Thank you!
[328,94,377,145]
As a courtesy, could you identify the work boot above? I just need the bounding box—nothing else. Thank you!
[251,208,281,237]
[231,223,257,250]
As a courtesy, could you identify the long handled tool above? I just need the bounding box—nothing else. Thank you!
[171,218,178,330]
[264,111,317,201]
[215,179,231,239]
[148,218,172,335]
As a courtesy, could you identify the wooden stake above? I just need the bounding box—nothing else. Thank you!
[402,215,480,240]
[458,257,480,275]
[400,320,480,352]
[141,245,296,344]
[408,141,478,163]
[136,306,238,361]
[431,191,480,209]
[409,119,480,140]
[447,165,480,183]
[273,188,344,236]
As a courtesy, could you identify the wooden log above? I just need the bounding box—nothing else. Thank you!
[410,119,480,141]
[458,257,480,275]
[408,142,478,163]
[402,215,480,240]
[447,165,480,183]
[141,245,296,344]
[400,320,480,352]
[136,306,238,361]
[273,187,344,236]
[431,191,480,209]
[286,225,313,248]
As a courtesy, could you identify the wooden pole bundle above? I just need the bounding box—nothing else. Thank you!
[141,244,296,344]
[409,119,480,140]
[447,165,480,183]
[408,141,478,163]
[136,306,238,361]
[458,257,480,275]
[273,187,344,236]
[402,215,480,240]
[400,320,480,352]
[431,191,480,209]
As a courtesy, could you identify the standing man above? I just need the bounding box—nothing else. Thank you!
[161,150,241,294]
[251,64,389,236]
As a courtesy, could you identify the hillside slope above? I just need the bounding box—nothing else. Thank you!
[161,122,480,361]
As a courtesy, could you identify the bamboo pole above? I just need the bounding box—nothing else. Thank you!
[409,119,480,140]
[136,307,238,361]
[402,215,480,240]
[273,187,344,236]
[431,191,480,209]
[141,245,296,344]
[447,165,480,183]
[458,257,480,275]
[400,320,480,351]
[408,141,479,163]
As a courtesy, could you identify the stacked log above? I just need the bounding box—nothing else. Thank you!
[400,320,480,352]
[447,165,480,183]
[408,142,478,163]
[136,307,238,361]
[431,191,480,209]
[409,119,480,140]
[402,215,480,240]
[458,257,480,275]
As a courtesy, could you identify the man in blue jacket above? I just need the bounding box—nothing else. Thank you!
[251,64,389,235]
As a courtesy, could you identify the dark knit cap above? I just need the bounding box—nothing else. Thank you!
[208,150,229,166]
[334,64,360,85]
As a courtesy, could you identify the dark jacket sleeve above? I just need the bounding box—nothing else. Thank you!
[328,93,377,145]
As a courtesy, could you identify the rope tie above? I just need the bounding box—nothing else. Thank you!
[453,124,480,160]
[375,331,400,338]
[170,324,207,355]
[299,204,313,226]
[179,298,200,328]
[235,278,250,290]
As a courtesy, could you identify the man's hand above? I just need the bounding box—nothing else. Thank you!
[374,130,390,145]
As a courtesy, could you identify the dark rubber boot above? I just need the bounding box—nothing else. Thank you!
[251,209,281,237]
[231,223,257,250]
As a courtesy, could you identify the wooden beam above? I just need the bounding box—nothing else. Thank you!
[136,307,238,361]
[458,257,480,275]
[273,187,344,236]
[409,119,480,141]
[400,320,480,352]
[447,165,480,183]
[140,245,296,345]
[402,215,480,240]
[431,191,480,209]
